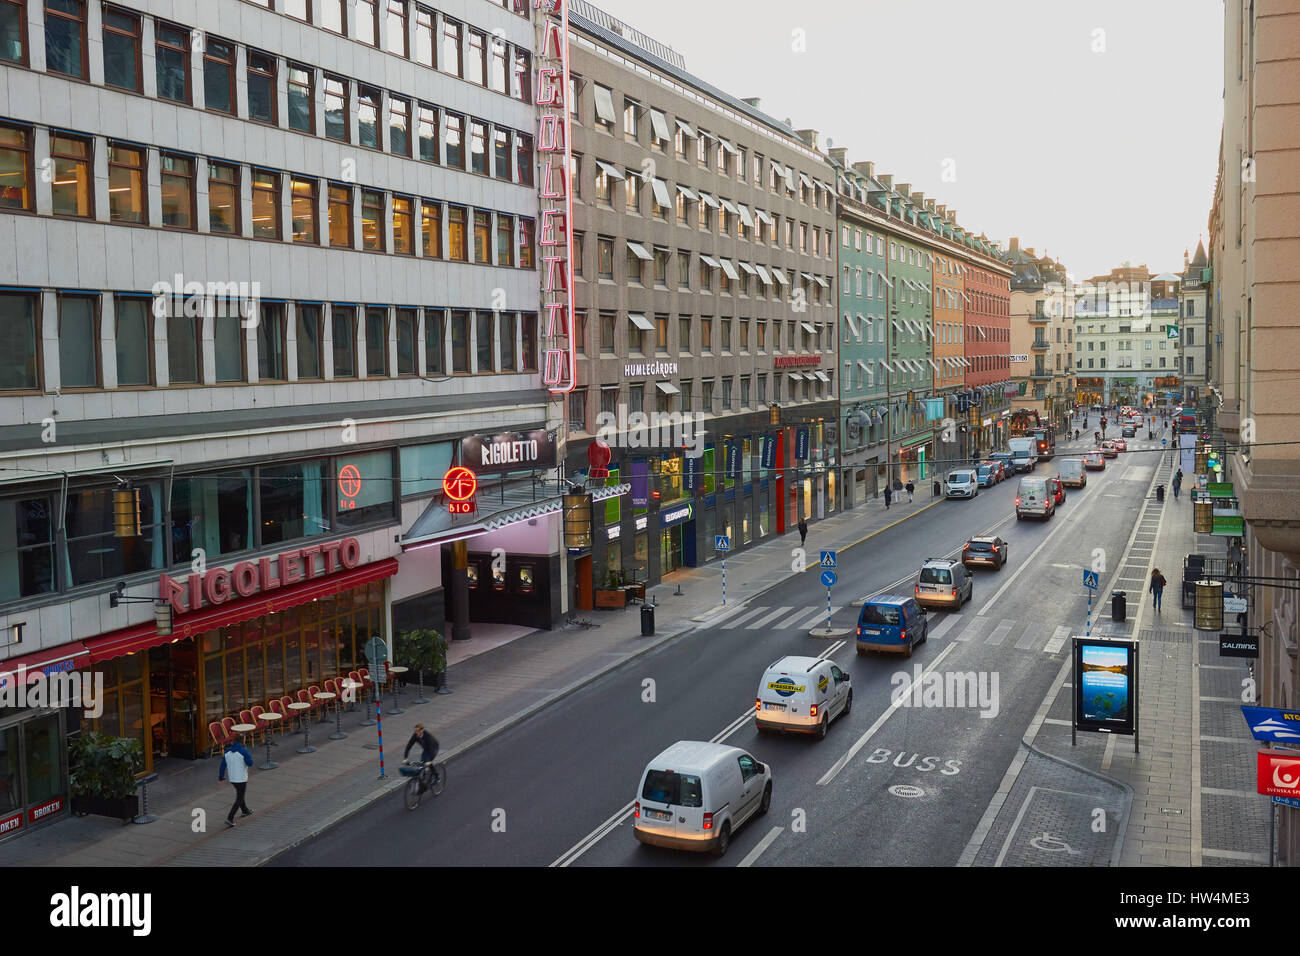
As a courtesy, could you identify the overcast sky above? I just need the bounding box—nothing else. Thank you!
[585,0,1224,279]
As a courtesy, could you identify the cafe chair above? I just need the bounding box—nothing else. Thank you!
[239,709,263,746]
[307,684,325,721]
[268,698,289,735]
[323,679,342,718]
[220,716,237,747]
[358,668,374,699]
[251,705,275,744]
[346,671,365,709]
[279,696,299,733]
[208,722,229,757]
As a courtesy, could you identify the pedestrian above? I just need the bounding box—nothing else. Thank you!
[883,484,892,509]
[797,517,808,547]
[1173,469,1183,499]
[905,479,915,502]
[1149,568,1167,614]
[219,737,255,828]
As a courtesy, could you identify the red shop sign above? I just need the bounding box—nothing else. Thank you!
[28,796,63,824]
[0,811,22,836]
[1257,751,1300,798]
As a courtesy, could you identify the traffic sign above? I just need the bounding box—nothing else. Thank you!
[821,570,837,588]
[1241,706,1300,742]
[820,550,837,569]
[715,535,731,552]
[1082,570,1099,590]
[1274,796,1300,809]
[1167,325,1180,339]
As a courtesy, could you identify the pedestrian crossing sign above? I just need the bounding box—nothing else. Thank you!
[1082,570,1099,590]
[715,535,731,552]
[820,551,837,569]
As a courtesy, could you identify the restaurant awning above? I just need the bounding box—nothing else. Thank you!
[0,641,92,686]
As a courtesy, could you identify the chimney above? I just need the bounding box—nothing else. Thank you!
[911,191,925,208]
[936,204,947,219]
[877,173,893,189]
[945,208,957,223]
[924,198,937,213]
[828,147,848,167]
[741,97,761,109]
[796,129,819,150]
[1010,237,1019,252]
[852,161,876,181]
[1183,248,1189,270]
[1025,247,1036,258]
[896,183,911,199]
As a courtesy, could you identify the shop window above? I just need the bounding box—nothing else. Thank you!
[334,449,395,527]
[466,564,478,588]
[63,481,165,586]
[259,459,330,545]
[0,494,57,600]
[398,441,452,498]
[23,716,65,808]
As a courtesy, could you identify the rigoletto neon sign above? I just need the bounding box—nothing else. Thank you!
[534,0,576,394]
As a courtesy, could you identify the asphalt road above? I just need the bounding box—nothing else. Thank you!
[275,431,1163,867]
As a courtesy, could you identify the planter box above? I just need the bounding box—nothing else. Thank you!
[595,589,627,609]
[71,794,137,823]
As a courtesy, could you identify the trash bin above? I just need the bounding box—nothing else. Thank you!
[1112,591,1127,622]
[933,480,942,498]
[640,603,655,636]
[1156,484,1165,502]
[1147,430,1154,440]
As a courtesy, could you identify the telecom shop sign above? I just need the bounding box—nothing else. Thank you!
[659,502,694,528]
[1073,639,1138,736]
[460,429,557,474]
[1240,706,1300,743]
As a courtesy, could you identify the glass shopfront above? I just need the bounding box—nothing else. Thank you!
[0,708,68,840]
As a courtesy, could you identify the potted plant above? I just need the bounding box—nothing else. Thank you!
[396,628,448,693]
[69,733,145,823]
[595,569,627,608]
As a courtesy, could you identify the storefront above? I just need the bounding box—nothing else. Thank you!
[0,705,71,841]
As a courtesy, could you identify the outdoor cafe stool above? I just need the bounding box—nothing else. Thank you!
[256,711,282,770]
[287,702,315,754]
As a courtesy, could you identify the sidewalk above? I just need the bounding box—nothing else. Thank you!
[0,489,940,867]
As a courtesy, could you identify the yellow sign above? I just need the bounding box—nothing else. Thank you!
[817,675,829,693]
[767,680,805,694]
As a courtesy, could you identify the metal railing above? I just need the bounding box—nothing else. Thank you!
[569,0,688,69]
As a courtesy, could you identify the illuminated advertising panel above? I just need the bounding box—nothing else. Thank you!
[1073,638,1138,736]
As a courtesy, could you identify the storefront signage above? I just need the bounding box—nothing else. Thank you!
[623,361,679,378]
[158,537,363,615]
[443,466,478,515]
[338,464,363,511]
[726,444,740,480]
[761,437,777,470]
[28,796,63,824]
[1256,751,1300,799]
[630,461,649,508]
[460,430,557,474]
[635,515,648,532]
[1212,513,1244,536]
[795,428,810,461]
[606,525,621,541]
[0,811,21,835]
[1008,354,1029,363]
[1219,633,1259,659]
[535,0,576,394]
[683,454,699,492]
[774,355,822,368]
[660,503,694,528]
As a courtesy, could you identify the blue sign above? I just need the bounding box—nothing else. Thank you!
[1241,706,1300,743]
[715,535,731,552]
[1082,570,1099,590]
[821,570,837,588]
[820,551,837,569]
[659,502,694,528]
[726,443,741,480]
[795,427,810,461]
[761,436,777,470]
[1274,796,1300,809]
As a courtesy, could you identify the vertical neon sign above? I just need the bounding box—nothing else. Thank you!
[534,0,576,394]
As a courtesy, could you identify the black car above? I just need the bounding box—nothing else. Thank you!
[962,536,1008,570]
[1121,426,1136,437]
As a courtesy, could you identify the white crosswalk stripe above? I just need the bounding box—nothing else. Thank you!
[705,602,755,625]
[720,606,775,629]
[775,607,815,629]
[927,615,961,642]
[984,620,1015,646]
[1043,625,1071,655]
[797,606,842,630]
[747,607,795,630]
[954,616,994,643]
[1012,622,1041,651]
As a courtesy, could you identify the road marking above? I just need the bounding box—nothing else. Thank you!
[737,826,784,867]
[985,619,1015,647]
[1012,622,1041,651]
[954,616,994,643]
[817,642,958,786]
[747,606,794,629]
[721,606,774,629]
[1043,718,1072,726]
[775,606,815,629]
[818,640,847,660]
[702,602,756,625]
[1043,625,1071,655]
[797,606,842,630]
[927,614,961,642]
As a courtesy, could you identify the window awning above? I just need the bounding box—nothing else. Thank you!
[595,160,625,180]
[928,358,941,372]
[676,183,698,202]
[844,314,860,336]
[755,209,775,225]
[788,372,804,382]
[813,276,829,289]
[594,85,617,124]
[628,313,655,330]
[718,138,736,154]
[719,198,738,214]
[720,258,740,280]
[737,204,754,228]
[650,109,670,141]
[799,172,814,189]
[698,191,719,208]
[675,118,696,138]
[960,291,972,303]
[0,641,92,687]
[800,272,815,282]
[738,261,758,276]
[698,129,716,142]
[650,178,672,208]
[755,265,772,285]
[857,359,871,373]
[784,167,795,191]
[655,381,680,395]
[803,372,819,381]
[815,371,830,383]
[626,241,653,260]
[801,322,817,334]
[878,275,893,288]
[892,320,903,333]
[771,268,789,285]
[700,253,721,268]
[879,359,893,372]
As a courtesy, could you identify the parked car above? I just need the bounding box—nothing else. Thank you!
[1059,458,1088,487]
[962,536,1008,570]
[1047,476,1066,505]
[975,464,998,488]
[945,469,979,498]
[988,452,1015,476]
[914,558,973,611]
[755,656,852,738]
[983,460,1008,483]
[633,741,771,856]
[1084,452,1106,470]
[856,595,929,657]
[1101,441,1119,458]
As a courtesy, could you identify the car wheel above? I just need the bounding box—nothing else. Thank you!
[818,715,829,739]
[844,689,854,714]
[758,783,772,815]
[856,646,865,656]
[712,821,731,857]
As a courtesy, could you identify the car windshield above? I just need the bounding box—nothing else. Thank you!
[641,771,703,807]
[861,604,901,626]
[920,567,952,584]
[950,473,969,483]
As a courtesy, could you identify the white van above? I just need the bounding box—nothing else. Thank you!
[1016,476,1055,520]
[944,469,979,499]
[755,655,852,737]
[1058,458,1087,488]
[633,741,772,856]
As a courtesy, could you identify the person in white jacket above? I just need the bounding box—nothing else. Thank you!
[218,740,255,828]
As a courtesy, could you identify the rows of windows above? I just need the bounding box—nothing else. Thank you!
[840,225,886,258]
[572,310,831,358]
[1,2,534,182]
[0,122,536,263]
[0,291,537,392]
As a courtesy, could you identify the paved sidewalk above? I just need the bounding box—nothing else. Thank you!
[0,488,940,867]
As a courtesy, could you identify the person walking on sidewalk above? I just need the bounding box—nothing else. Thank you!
[797,517,808,547]
[1149,568,1167,614]
[219,738,255,828]
[883,484,892,509]
[1173,469,1183,500]
[905,480,915,503]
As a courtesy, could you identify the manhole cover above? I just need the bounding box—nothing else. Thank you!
[888,784,925,799]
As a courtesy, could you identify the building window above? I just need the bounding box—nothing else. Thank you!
[0,0,26,65]
[470,119,488,174]
[0,123,32,211]
[331,306,357,377]
[473,210,490,263]
[251,169,279,240]
[160,154,194,229]
[445,113,464,168]
[50,133,92,218]
[421,201,441,258]
[568,388,586,433]
[355,0,378,46]
[324,76,348,142]
[287,63,314,134]
[106,143,145,224]
[466,27,486,85]
[600,311,615,353]
[722,377,732,410]
[328,184,352,247]
[45,0,87,78]
[155,21,189,103]
[598,237,614,279]
[113,296,152,386]
[499,311,516,370]
[321,0,344,33]
[242,50,277,124]
[284,0,309,20]
[291,177,317,243]
[424,307,444,373]
[296,304,322,379]
[441,18,462,77]
[361,189,384,251]
[358,86,381,149]
[521,313,537,370]
[214,309,245,382]
[203,37,236,114]
[166,311,200,384]
[208,161,239,234]
[493,128,511,180]
[392,195,413,255]
[58,294,99,388]
[496,213,514,267]
[475,311,495,372]
[489,33,507,93]
[450,309,470,372]
[257,303,286,381]
[518,218,534,268]
[516,133,533,187]
[447,205,467,260]
[101,5,140,91]
[365,308,388,376]
[386,0,407,56]
[512,48,530,101]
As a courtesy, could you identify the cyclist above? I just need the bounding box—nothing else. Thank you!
[403,723,440,792]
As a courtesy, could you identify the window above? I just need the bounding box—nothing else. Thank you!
[45,0,86,78]
[445,113,464,168]
[358,86,381,149]
[421,201,441,258]
[493,128,511,180]
[655,314,668,352]
[58,295,98,388]
[107,143,145,224]
[207,161,239,234]
[489,33,507,93]
[324,76,349,142]
[517,219,533,268]
[393,195,413,254]
[214,308,245,382]
[623,98,639,140]
[251,169,279,239]
[447,205,467,260]
[163,306,200,384]
[516,133,533,186]
[721,318,731,352]
[568,387,586,432]
[159,154,194,229]
[0,0,26,65]
[722,377,732,410]
[512,48,530,102]
[321,0,344,33]
[361,190,384,251]
[364,308,388,376]
[259,459,330,545]
[499,311,516,370]
[450,309,470,372]
[332,306,357,377]
[441,18,462,77]
[423,308,444,373]
[328,184,352,247]
[496,213,514,267]
[473,209,490,263]
[625,171,639,213]
[291,177,317,243]
[257,303,286,381]
[296,304,322,378]
[389,96,410,156]
[597,237,614,278]
[287,64,314,133]
[0,123,32,211]
[470,119,488,174]
[386,0,407,56]
[284,0,309,20]
[626,246,643,286]
[701,317,712,351]
[155,22,189,103]
[64,481,165,585]
[417,103,439,162]
[599,311,615,352]
[414,5,433,66]
[50,133,92,218]
[102,5,140,90]
[203,38,235,114]
[702,378,714,412]
[466,28,486,85]
[519,312,536,371]
[476,311,494,371]
[355,0,378,45]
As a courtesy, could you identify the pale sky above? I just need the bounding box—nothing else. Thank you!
[584,0,1225,279]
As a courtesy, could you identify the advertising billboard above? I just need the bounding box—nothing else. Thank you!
[1073,638,1138,735]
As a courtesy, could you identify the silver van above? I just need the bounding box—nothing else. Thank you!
[1016,476,1055,520]
[634,741,772,856]
[944,469,979,498]
[1058,458,1087,488]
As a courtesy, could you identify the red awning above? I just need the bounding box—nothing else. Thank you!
[85,558,400,664]
[0,642,92,686]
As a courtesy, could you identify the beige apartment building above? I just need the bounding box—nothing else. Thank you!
[1001,239,1074,429]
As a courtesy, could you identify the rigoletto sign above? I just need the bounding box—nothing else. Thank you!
[159,538,363,615]
[460,430,557,473]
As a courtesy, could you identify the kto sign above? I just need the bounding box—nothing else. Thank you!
[159,538,363,614]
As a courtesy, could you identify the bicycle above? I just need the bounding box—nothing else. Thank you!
[401,759,446,810]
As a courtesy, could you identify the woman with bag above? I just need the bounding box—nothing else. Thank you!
[1149,568,1167,614]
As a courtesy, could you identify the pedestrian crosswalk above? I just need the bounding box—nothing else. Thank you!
[703,601,1074,655]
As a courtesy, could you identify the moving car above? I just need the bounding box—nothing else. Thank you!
[1121,426,1136,438]
[915,558,973,611]
[975,464,998,488]
[1101,441,1118,458]
[1084,452,1106,470]
[856,595,928,657]
[1111,438,1128,452]
[1047,476,1066,506]
[755,656,852,738]
[962,536,1008,570]
[945,469,979,498]
[1059,458,1088,488]
[1016,476,1055,520]
[633,741,771,856]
